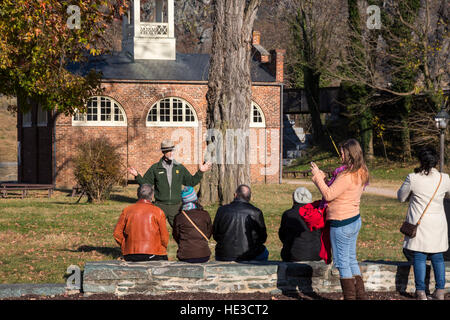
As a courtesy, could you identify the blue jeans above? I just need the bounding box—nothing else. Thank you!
[254,247,269,261]
[413,251,446,291]
[330,217,362,279]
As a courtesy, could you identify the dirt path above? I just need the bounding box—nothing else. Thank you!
[283,179,399,198]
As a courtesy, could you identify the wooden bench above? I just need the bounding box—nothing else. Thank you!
[283,169,334,179]
[0,183,55,199]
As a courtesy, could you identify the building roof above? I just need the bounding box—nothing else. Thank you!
[67,52,277,83]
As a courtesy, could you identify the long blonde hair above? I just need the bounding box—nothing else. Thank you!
[339,139,370,186]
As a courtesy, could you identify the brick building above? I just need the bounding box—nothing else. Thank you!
[17,0,284,189]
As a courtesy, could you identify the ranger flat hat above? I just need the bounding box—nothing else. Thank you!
[161,139,175,152]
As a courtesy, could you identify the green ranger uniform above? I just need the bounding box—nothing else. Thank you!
[136,157,203,227]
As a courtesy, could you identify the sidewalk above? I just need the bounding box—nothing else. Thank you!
[283,179,398,198]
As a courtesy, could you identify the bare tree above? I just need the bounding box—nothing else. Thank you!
[330,0,449,104]
[174,0,214,53]
[289,0,347,145]
[199,0,262,205]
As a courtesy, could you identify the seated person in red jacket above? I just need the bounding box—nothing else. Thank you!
[113,184,169,262]
[172,186,213,263]
[278,187,321,262]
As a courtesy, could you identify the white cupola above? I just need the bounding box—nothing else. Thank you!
[122,0,176,60]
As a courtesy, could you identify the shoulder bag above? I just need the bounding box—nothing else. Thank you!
[400,173,442,238]
[181,211,209,242]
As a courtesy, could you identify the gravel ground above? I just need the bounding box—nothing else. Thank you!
[2,291,449,300]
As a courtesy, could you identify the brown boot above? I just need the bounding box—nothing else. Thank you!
[430,289,445,300]
[340,278,356,300]
[354,275,368,300]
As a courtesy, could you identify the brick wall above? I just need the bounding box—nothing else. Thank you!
[54,82,281,188]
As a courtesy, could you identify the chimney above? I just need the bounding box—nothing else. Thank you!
[251,30,270,63]
[271,49,285,83]
[252,30,261,45]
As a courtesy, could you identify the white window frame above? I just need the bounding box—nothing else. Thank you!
[37,105,48,127]
[72,96,127,127]
[22,110,32,128]
[250,102,266,128]
[146,97,198,127]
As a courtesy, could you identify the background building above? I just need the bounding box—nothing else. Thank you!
[16,0,284,188]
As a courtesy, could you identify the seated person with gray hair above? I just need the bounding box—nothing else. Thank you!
[113,184,169,262]
[213,184,269,261]
[278,187,321,262]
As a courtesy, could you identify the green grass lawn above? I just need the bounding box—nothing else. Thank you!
[0,183,409,284]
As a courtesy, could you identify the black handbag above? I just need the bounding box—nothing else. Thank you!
[400,173,442,238]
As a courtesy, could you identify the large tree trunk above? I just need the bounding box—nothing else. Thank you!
[346,0,374,160]
[303,66,325,145]
[360,105,374,161]
[199,0,261,206]
[398,96,412,161]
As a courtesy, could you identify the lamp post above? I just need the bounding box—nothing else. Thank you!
[434,106,449,172]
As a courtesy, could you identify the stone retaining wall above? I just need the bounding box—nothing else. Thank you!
[82,260,450,296]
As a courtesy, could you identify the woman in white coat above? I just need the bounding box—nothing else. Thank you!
[397,146,450,300]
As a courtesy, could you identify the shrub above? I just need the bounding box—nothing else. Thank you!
[74,137,125,203]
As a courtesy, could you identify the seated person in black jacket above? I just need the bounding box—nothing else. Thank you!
[279,187,321,262]
[213,185,268,261]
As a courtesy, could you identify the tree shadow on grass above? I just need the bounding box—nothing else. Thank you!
[65,245,122,259]
[50,193,137,205]
[54,186,137,204]
[54,188,74,196]
[109,194,137,204]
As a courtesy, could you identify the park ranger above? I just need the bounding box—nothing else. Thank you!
[128,139,212,227]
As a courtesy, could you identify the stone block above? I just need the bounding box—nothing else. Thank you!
[117,280,135,288]
[0,284,66,299]
[82,281,117,294]
[205,261,278,277]
[150,264,204,279]
[83,261,149,281]
[132,282,159,295]
[248,280,277,290]
[154,285,185,292]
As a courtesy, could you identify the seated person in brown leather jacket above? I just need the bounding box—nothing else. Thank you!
[113,184,169,262]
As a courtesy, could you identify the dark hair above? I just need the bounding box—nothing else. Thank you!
[235,184,251,202]
[137,184,154,200]
[339,139,370,185]
[414,146,438,175]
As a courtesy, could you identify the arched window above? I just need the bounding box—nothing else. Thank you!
[250,102,266,128]
[72,96,127,126]
[146,97,198,127]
